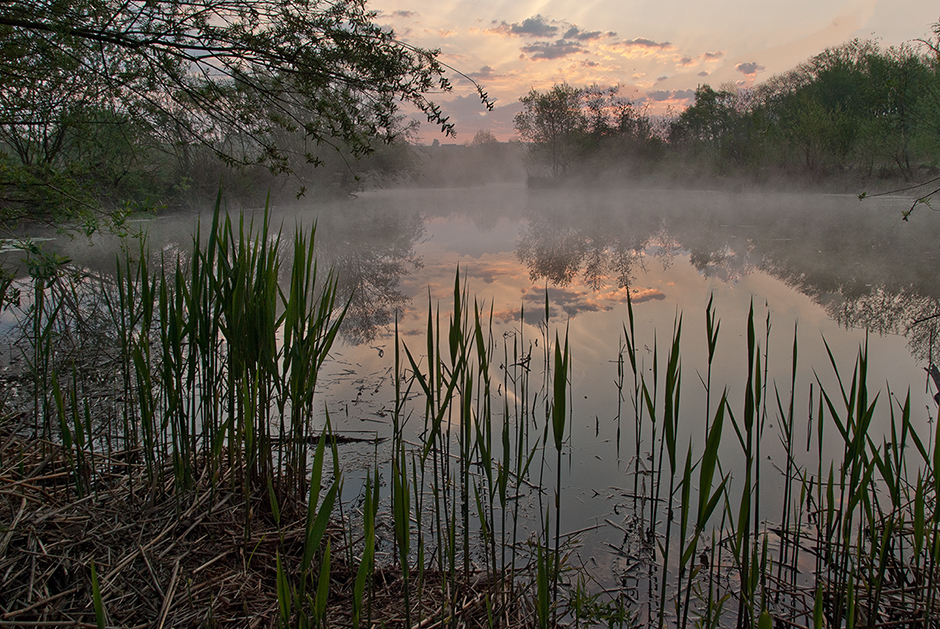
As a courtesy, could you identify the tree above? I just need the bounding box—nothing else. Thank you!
[0,0,487,217]
[668,86,736,163]
[514,84,586,178]
[469,130,498,147]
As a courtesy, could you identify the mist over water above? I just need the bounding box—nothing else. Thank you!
[6,182,937,584]
[301,183,938,584]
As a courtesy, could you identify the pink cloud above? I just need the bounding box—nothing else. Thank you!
[563,26,616,41]
[490,15,559,38]
[629,288,665,303]
[735,61,765,75]
[521,39,585,60]
[621,37,674,50]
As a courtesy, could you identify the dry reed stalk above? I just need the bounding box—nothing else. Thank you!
[0,431,518,628]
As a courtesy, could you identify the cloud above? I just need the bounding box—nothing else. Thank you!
[603,38,676,59]
[465,266,503,284]
[562,26,614,41]
[521,39,585,60]
[437,29,457,38]
[702,51,724,60]
[391,10,417,18]
[621,37,673,49]
[656,75,668,82]
[491,15,558,38]
[628,288,665,304]
[521,287,603,318]
[523,287,571,303]
[487,16,623,62]
[698,71,710,76]
[466,65,499,80]
[453,65,506,87]
[488,15,616,65]
[676,56,695,66]
[646,89,694,102]
[735,61,766,75]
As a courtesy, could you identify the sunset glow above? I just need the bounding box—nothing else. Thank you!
[372,0,940,141]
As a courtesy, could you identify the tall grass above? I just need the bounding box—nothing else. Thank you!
[7,196,345,624]
[105,195,347,505]
[611,292,940,628]
[8,198,940,628]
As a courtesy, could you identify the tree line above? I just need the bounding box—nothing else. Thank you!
[3,3,938,227]
[514,26,940,188]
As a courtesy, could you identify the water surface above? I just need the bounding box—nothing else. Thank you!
[13,183,939,584]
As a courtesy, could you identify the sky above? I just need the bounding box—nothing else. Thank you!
[370,0,939,142]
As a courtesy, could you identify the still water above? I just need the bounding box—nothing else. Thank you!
[19,183,940,584]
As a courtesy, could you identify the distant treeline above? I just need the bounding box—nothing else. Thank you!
[511,35,940,188]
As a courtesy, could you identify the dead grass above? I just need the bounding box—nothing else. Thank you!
[0,419,533,628]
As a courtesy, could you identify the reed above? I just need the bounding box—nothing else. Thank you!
[90,561,106,629]
[7,198,940,628]
[551,328,570,625]
[352,467,377,629]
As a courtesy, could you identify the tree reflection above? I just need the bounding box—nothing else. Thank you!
[513,193,940,369]
[516,216,652,289]
[516,223,587,286]
[311,209,424,345]
[688,243,754,285]
[516,206,717,293]
[831,287,940,365]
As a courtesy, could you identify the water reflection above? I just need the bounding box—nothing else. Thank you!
[307,207,425,345]
[832,287,940,365]
[8,188,938,364]
[2,186,938,601]
[517,213,680,291]
[0,204,428,347]
[511,189,940,368]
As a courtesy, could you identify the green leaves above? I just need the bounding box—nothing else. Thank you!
[352,467,378,629]
[0,0,500,224]
[514,83,588,178]
[1,0,465,168]
[698,396,728,528]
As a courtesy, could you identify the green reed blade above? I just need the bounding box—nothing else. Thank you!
[90,561,106,629]
[276,551,291,628]
[315,539,331,627]
[353,468,377,629]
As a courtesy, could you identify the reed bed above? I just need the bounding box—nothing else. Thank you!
[0,428,515,628]
[0,196,939,628]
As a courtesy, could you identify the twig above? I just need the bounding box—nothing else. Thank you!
[410,591,485,629]
[155,557,181,629]
[1,585,80,619]
[0,496,25,557]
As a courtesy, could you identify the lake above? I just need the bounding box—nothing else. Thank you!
[4,182,938,623]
